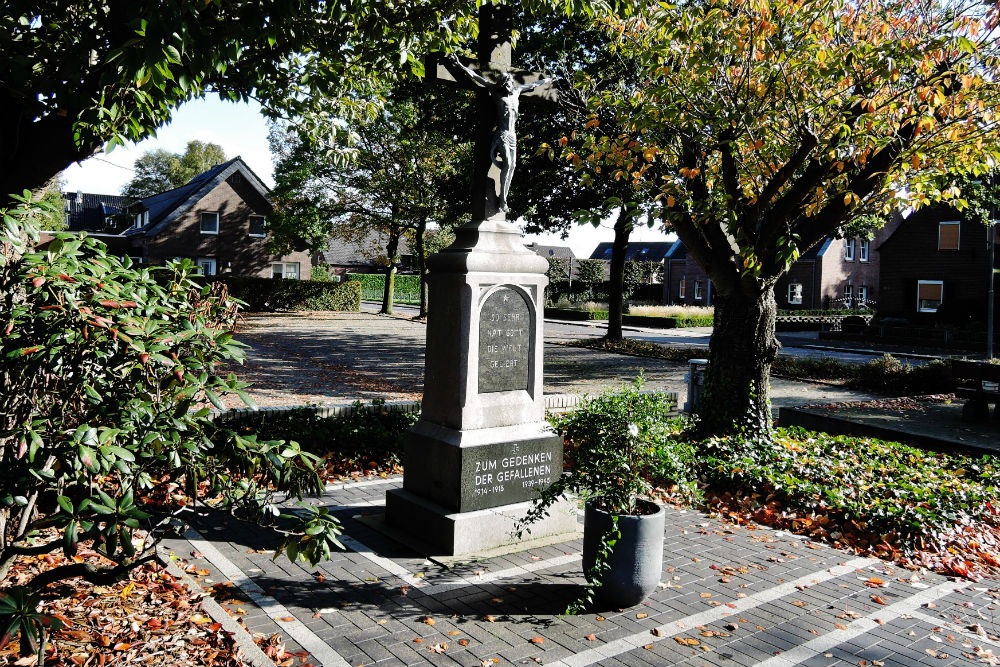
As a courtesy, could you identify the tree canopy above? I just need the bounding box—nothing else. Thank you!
[1,0,609,205]
[122,141,226,199]
[569,0,1000,434]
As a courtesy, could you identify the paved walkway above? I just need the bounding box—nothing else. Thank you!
[223,312,878,411]
[164,477,1000,667]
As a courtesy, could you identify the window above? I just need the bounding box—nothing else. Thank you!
[249,215,267,237]
[200,212,219,234]
[843,284,853,308]
[857,285,868,306]
[859,239,870,262]
[197,258,217,276]
[694,280,703,300]
[938,221,960,250]
[844,238,855,261]
[917,280,944,312]
[678,277,686,299]
[787,283,803,305]
[271,262,300,280]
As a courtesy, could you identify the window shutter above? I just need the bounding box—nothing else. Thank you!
[918,281,942,302]
[938,222,960,250]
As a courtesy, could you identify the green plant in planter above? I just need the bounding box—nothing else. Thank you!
[518,377,692,611]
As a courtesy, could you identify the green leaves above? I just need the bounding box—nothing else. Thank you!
[276,503,345,567]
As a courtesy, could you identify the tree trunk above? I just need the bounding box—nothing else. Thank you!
[415,217,428,319]
[695,283,780,438]
[381,229,400,315]
[606,209,633,341]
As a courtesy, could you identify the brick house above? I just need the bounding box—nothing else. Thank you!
[662,219,901,310]
[55,157,310,279]
[877,206,1000,323]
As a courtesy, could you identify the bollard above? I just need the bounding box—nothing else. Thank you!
[685,358,708,414]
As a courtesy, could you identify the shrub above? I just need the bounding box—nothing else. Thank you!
[242,402,417,475]
[0,195,341,656]
[540,379,696,514]
[310,264,334,282]
[211,276,361,312]
[850,355,954,395]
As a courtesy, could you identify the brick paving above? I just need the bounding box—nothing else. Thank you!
[161,478,1000,667]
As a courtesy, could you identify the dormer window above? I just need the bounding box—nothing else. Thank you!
[200,212,219,234]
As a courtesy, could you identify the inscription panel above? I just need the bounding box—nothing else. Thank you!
[478,287,531,393]
[460,436,563,511]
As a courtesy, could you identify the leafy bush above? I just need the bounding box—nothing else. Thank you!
[528,379,694,520]
[211,276,361,312]
[238,402,417,476]
[697,428,1000,555]
[850,355,954,395]
[0,195,340,656]
[310,264,334,282]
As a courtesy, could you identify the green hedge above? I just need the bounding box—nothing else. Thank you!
[544,307,609,321]
[622,314,714,328]
[210,276,361,312]
[345,273,420,291]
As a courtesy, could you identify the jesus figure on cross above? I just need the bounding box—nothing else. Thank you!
[446,54,554,213]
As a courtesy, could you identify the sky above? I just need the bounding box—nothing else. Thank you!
[61,96,675,258]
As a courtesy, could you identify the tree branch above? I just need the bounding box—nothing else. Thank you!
[28,554,157,593]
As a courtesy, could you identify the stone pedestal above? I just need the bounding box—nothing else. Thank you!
[385,219,575,555]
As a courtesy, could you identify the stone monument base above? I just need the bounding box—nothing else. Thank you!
[385,488,578,556]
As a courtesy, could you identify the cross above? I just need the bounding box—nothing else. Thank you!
[427,4,558,222]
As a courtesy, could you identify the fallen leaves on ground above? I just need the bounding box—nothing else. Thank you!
[1,548,249,666]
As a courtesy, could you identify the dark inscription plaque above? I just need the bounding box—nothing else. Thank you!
[460,436,563,511]
[478,287,531,393]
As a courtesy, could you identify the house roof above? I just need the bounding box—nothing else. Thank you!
[803,238,832,259]
[127,156,271,237]
[63,192,131,231]
[319,230,414,267]
[524,243,576,259]
[589,241,676,262]
[664,239,687,260]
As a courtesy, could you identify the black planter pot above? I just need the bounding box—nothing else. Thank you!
[582,499,665,608]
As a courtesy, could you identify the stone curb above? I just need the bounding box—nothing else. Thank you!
[156,544,276,667]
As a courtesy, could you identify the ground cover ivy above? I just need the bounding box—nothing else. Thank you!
[697,428,1000,559]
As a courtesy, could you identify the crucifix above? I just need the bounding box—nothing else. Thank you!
[427,4,558,221]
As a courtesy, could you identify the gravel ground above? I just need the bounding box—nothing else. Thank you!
[218,311,878,411]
